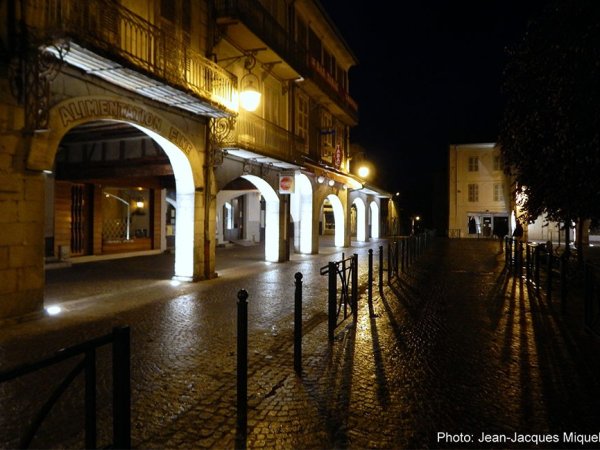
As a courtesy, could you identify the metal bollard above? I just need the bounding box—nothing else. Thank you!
[560,255,568,314]
[368,249,373,305]
[294,272,303,375]
[547,251,553,304]
[328,262,336,341]
[535,245,541,290]
[387,242,392,286]
[379,246,384,294]
[394,240,399,275]
[352,254,358,313]
[236,289,248,444]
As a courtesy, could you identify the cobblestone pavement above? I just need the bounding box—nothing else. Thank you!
[1,238,599,449]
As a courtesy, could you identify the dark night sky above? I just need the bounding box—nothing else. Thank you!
[320,0,553,225]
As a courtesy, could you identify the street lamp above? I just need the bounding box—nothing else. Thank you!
[357,165,369,178]
[411,215,420,235]
[239,55,261,112]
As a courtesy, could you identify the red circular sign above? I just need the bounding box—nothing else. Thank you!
[280,176,292,191]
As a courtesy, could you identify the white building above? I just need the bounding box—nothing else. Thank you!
[448,143,511,238]
[448,142,580,245]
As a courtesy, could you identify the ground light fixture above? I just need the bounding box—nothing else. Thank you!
[239,55,261,112]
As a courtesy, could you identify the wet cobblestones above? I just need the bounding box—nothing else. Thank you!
[1,239,600,449]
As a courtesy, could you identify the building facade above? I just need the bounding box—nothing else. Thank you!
[448,143,511,239]
[0,0,397,321]
[448,142,579,245]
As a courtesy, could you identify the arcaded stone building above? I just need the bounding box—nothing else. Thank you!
[0,0,397,321]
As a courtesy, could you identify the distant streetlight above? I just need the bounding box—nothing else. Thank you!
[411,215,420,235]
[358,165,369,178]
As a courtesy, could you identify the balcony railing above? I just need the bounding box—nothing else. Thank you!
[215,0,308,75]
[308,56,358,119]
[24,0,237,116]
[225,112,306,164]
[215,0,357,120]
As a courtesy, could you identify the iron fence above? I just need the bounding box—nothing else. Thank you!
[320,253,358,341]
[0,326,131,449]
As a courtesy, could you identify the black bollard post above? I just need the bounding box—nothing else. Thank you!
[547,251,553,304]
[379,245,384,294]
[535,245,541,291]
[328,262,336,341]
[352,254,358,313]
[368,249,373,305]
[560,254,567,314]
[394,240,399,275]
[294,272,303,375]
[236,289,248,447]
[525,246,531,283]
[387,243,392,286]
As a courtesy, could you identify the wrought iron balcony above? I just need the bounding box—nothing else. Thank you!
[214,0,308,76]
[23,0,237,117]
[215,0,357,123]
[222,112,306,168]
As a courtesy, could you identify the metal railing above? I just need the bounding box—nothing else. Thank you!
[215,0,307,75]
[320,253,358,341]
[386,231,436,283]
[506,237,573,313]
[215,0,358,120]
[24,0,237,113]
[226,111,307,164]
[0,326,131,449]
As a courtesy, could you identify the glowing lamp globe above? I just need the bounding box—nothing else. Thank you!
[358,166,369,178]
[239,74,261,112]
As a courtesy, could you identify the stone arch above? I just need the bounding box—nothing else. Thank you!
[28,95,204,280]
[369,201,380,239]
[327,194,345,247]
[241,174,280,262]
[352,197,367,242]
[290,173,313,254]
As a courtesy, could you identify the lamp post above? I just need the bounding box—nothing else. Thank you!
[411,215,420,235]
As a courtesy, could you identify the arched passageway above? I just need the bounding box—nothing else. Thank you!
[290,173,313,254]
[369,201,380,239]
[320,194,345,248]
[46,119,197,280]
[352,197,367,242]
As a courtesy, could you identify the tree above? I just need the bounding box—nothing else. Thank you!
[499,0,600,258]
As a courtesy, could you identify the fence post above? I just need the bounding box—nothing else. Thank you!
[112,326,131,450]
[328,261,336,342]
[368,249,373,305]
[85,348,97,450]
[294,272,303,375]
[236,289,249,446]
